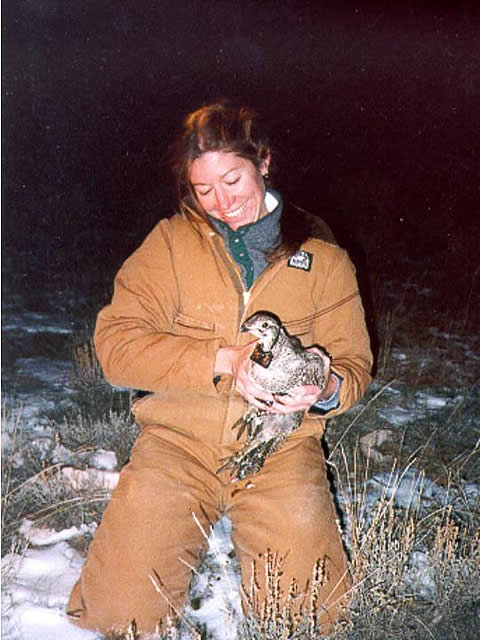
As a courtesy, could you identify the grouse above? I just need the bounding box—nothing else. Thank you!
[218,311,331,481]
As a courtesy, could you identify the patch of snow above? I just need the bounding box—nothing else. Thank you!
[464,483,480,506]
[2,603,98,640]
[184,516,243,640]
[88,449,118,471]
[415,391,449,409]
[366,468,448,510]
[19,520,97,547]
[390,348,407,361]
[2,403,57,432]
[1,542,97,640]
[402,551,436,601]
[338,468,450,514]
[60,467,120,491]
[2,517,243,640]
[377,406,415,427]
[14,358,73,388]
[2,310,74,335]
[376,386,457,427]
[51,442,76,465]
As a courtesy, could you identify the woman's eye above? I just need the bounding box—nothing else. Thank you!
[197,188,212,197]
[225,177,240,186]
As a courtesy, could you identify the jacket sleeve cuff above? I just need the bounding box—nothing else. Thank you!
[309,372,342,415]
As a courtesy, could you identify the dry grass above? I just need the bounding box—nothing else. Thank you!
[240,552,333,640]
[72,336,105,387]
[325,446,480,640]
[2,453,110,556]
[51,409,139,469]
[2,283,479,638]
[96,471,479,639]
[2,376,478,639]
[0,404,130,555]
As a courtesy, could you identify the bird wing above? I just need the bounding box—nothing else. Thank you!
[302,350,329,390]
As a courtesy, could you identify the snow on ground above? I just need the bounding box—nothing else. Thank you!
[2,301,78,431]
[2,308,75,336]
[370,379,463,428]
[339,466,478,513]
[2,541,98,640]
[3,465,476,639]
[2,297,478,639]
[183,516,244,640]
[2,513,243,640]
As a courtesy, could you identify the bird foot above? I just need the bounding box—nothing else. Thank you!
[231,410,265,442]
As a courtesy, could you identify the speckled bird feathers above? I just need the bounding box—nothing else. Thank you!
[218,311,330,480]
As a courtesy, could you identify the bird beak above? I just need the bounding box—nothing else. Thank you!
[240,324,248,333]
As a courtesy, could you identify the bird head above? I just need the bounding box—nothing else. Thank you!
[241,312,282,351]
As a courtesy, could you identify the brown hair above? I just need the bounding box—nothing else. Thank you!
[171,100,319,261]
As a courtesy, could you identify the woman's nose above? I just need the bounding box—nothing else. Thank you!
[214,186,233,211]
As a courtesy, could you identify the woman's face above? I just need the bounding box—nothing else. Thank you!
[189,150,270,231]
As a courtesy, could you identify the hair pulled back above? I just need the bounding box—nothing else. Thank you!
[172,100,270,215]
[171,100,330,260]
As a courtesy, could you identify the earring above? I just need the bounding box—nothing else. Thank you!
[263,172,269,181]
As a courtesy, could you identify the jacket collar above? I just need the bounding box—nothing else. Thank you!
[206,190,282,289]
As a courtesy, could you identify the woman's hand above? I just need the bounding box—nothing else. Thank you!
[267,384,325,414]
[215,344,336,414]
[215,342,277,410]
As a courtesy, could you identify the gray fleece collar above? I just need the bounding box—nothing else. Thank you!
[207,190,283,289]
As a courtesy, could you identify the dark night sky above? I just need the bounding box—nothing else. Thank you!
[3,3,480,287]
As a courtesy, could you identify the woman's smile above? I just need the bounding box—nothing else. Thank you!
[189,151,269,230]
[224,201,247,218]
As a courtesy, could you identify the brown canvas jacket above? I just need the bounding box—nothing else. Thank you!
[94,213,373,445]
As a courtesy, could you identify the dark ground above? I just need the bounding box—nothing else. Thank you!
[3,4,480,324]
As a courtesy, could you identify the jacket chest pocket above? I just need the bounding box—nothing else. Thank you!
[173,311,216,337]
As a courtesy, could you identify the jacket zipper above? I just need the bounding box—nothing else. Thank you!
[207,231,248,343]
[205,229,280,343]
[240,290,251,321]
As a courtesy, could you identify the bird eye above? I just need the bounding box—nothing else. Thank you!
[262,322,269,328]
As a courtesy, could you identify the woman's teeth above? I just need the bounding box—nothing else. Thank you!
[225,202,246,217]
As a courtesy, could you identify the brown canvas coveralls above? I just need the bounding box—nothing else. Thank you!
[67,212,372,635]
